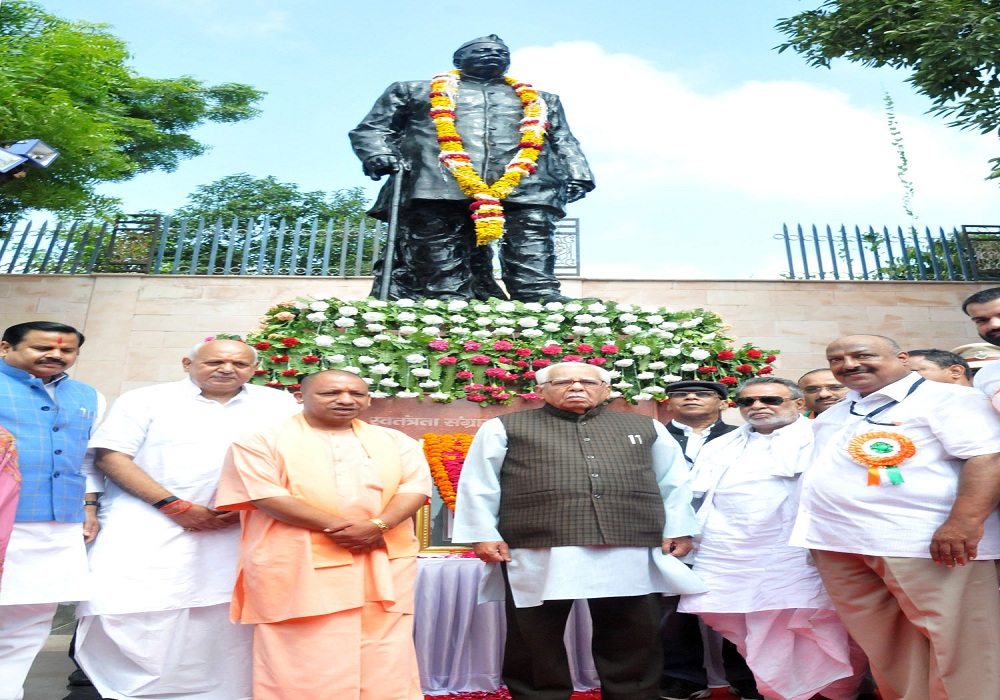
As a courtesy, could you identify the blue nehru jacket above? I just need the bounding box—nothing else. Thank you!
[0,360,98,522]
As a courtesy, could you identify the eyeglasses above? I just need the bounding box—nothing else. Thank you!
[542,378,606,388]
[666,390,720,399]
[734,395,791,407]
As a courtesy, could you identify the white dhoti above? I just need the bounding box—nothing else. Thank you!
[76,603,252,700]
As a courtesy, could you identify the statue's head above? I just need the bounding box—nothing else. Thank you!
[452,34,510,78]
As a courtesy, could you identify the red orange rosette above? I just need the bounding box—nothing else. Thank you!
[847,431,916,486]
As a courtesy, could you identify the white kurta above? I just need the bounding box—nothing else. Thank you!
[452,416,705,608]
[75,379,299,700]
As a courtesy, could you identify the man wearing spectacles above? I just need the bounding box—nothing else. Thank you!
[797,369,849,418]
[791,334,1000,699]
[658,381,756,700]
[679,377,871,700]
[453,362,705,700]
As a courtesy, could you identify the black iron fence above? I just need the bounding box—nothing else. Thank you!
[0,215,582,277]
[778,224,1000,281]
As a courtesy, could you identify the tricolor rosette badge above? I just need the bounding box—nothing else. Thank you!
[847,431,916,486]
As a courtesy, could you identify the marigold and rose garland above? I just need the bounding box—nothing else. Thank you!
[223,295,779,406]
[422,433,473,511]
[430,70,547,245]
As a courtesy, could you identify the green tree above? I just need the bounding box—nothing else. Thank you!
[0,0,264,225]
[160,174,378,275]
[776,0,1000,179]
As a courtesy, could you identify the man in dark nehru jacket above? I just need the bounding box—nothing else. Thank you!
[453,362,705,700]
[658,380,760,700]
[350,34,595,302]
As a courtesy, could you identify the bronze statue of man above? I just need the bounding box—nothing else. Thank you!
[350,35,595,302]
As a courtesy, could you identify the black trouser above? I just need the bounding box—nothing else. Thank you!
[501,567,663,700]
[659,595,755,688]
[369,200,561,302]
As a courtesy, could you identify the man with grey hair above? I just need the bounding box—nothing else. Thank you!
[350,34,595,302]
[454,362,705,700]
[679,377,870,700]
[75,339,299,700]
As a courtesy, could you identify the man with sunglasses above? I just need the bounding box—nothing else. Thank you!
[791,334,1000,699]
[658,381,757,700]
[679,377,870,700]
[453,362,705,700]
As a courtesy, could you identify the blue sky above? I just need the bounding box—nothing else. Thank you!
[31,0,1000,278]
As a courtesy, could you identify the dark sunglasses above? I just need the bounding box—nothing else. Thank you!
[734,395,790,407]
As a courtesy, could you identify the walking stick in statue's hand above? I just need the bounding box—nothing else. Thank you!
[366,155,406,301]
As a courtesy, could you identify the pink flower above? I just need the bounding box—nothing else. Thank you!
[437,356,457,365]
[532,359,552,368]
[469,355,491,365]
[485,368,506,377]
[576,344,594,353]
[587,357,607,365]
[466,393,488,402]
[561,355,583,363]
[274,311,295,321]
[515,348,533,357]
[497,356,513,365]
[518,392,542,400]
[463,384,485,391]
[523,371,537,379]
[492,340,513,351]
[600,344,619,354]
[428,340,450,351]
[541,345,562,355]
[456,370,474,379]
[493,392,511,400]
[515,360,529,368]
[463,341,482,351]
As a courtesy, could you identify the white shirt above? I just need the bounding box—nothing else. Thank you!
[452,415,705,607]
[790,372,1000,559]
[78,379,300,616]
[670,419,709,464]
[680,417,832,613]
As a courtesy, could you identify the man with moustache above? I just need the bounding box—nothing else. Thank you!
[659,381,756,700]
[791,334,1000,699]
[74,340,299,700]
[0,321,103,700]
[796,369,849,417]
[454,362,705,700]
[904,349,972,387]
[217,370,431,700]
[679,377,869,700]
[350,35,595,302]
[962,288,1000,403]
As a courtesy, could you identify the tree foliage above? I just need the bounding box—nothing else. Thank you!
[0,0,264,225]
[776,0,1000,179]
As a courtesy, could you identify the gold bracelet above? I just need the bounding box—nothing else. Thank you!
[369,518,390,532]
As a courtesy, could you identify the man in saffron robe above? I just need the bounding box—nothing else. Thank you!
[216,369,431,700]
[350,34,595,302]
[0,426,18,590]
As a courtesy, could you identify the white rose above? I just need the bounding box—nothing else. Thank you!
[405,354,426,364]
[411,369,432,379]
[621,325,643,335]
[422,299,441,309]
[373,334,391,341]
[475,317,493,327]
[369,391,390,398]
[681,317,704,328]
[362,311,385,322]
[342,365,361,373]
[587,302,607,313]
[607,370,622,378]
[592,327,613,336]
[450,327,472,335]
[494,317,514,326]
[366,323,386,332]
[496,301,517,313]
[447,300,469,311]
[661,347,682,357]
[352,338,374,348]
[608,390,622,399]
[680,363,699,372]
[619,313,639,323]
[542,323,561,332]
[378,378,399,387]
[326,354,346,363]
[396,391,421,398]
[338,306,358,316]
[516,317,538,327]
[429,391,451,401]
[314,335,335,347]
[397,312,417,322]
[293,301,310,310]
[358,356,377,365]
[395,299,415,307]
[520,329,543,338]
[689,348,711,361]
[472,330,492,338]
[309,301,329,312]
[418,379,440,387]
[662,374,682,382]
[523,302,543,312]
[367,300,388,308]
[493,327,515,336]
[574,314,594,324]
[473,304,492,313]
[422,326,441,335]
[648,361,667,370]
[637,372,654,380]
[634,392,654,401]
[544,301,564,311]
[422,314,444,325]
[546,314,565,323]
[572,326,592,335]
[360,376,373,385]
[564,303,583,312]
[615,358,634,367]
[333,317,355,328]
[702,333,717,341]
[661,322,679,331]
[615,303,635,312]
[644,315,664,325]
[306,312,327,323]
[370,364,391,375]
[591,316,609,325]
[631,345,652,355]
[398,326,418,335]
[613,381,633,389]
[449,314,468,323]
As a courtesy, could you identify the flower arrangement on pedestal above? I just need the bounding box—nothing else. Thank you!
[235,296,778,405]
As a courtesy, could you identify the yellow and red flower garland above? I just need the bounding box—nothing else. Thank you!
[423,432,473,511]
[847,431,916,486]
[429,70,548,245]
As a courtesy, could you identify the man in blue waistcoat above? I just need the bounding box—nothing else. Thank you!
[454,362,705,700]
[0,321,102,700]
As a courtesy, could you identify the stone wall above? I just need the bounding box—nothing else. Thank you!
[0,274,990,401]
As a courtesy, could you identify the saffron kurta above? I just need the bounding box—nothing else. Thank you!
[0,427,18,588]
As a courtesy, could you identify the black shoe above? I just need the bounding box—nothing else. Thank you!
[67,669,93,687]
[728,680,765,700]
[661,677,712,700]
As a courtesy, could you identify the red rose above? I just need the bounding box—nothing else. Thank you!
[437,356,457,365]
[523,371,537,379]
[466,393,488,402]
[719,376,737,385]
[301,355,321,364]
[281,338,301,348]
[515,360,529,368]
[532,359,552,368]
[455,370,474,379]
[518,392,542,401]
[497,356,513,365]
[287,383,301,390]
[746,349,763,359]
[253,341,272,350]
[463,341,482,351]
[561,355,583,363]
[469,355,491,365]
[735,363,753,373]
[716,350,735,360]
[493,392,511,400]
[463,384,485,391]
[698,366,718,374]
[281,368,298,377]
[501,372,519,381]
[270,354,290,363]
[492,340,513,351]
[515,348,533,357]
[485,368,505,377]
[757,366,774,375]
[765,354,777,363]
[428,340,450,351]
[576,344,594,353]
[253,369,268,376]
[601,344,619,354]
[264,381,282,388]
[587,357,607,365]
[541,345,562,355]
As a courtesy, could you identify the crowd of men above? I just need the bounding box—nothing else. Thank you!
[0,286,999,700]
